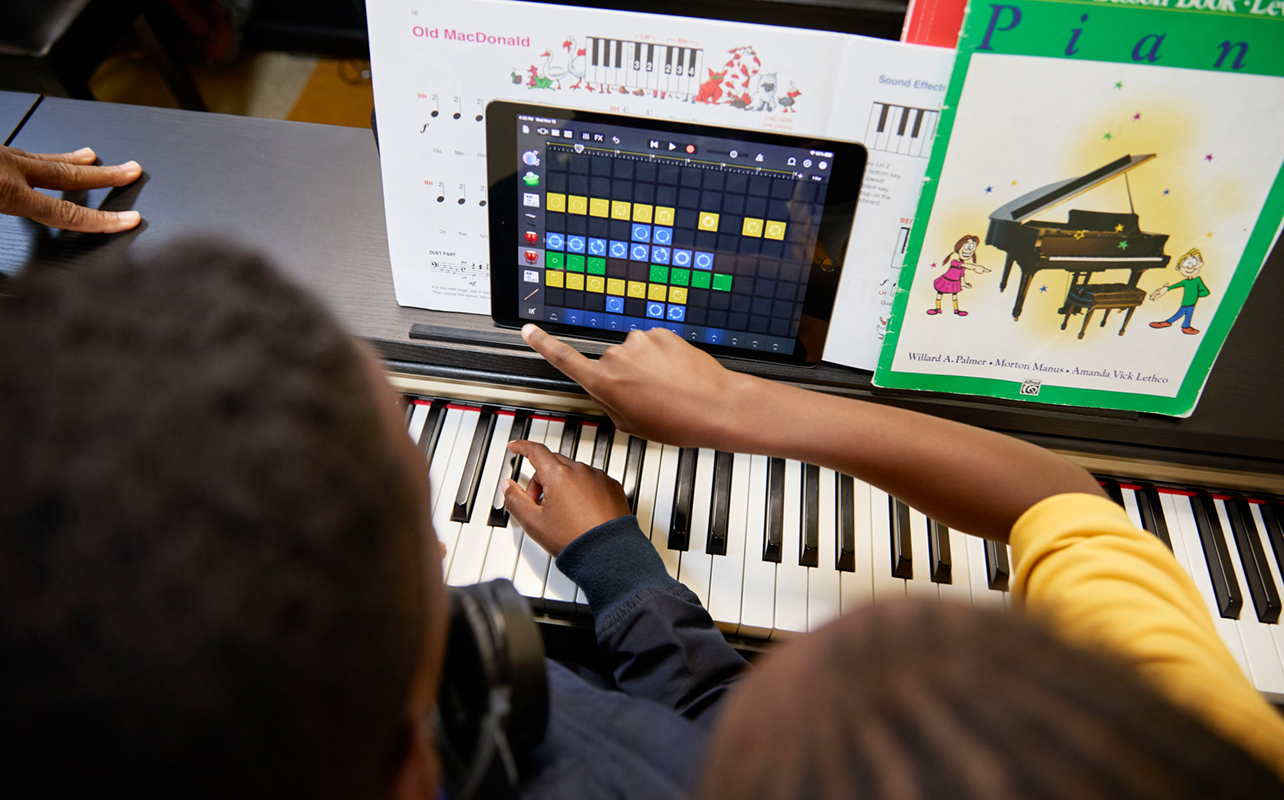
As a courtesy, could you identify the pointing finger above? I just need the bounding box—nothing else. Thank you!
[17,188,141,233]
[507,439,568,477]
[522,324,598,388]
[11,147,99,165]
[23,158,142,191]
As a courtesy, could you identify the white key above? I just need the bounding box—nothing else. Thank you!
[740,455,776,637]
[647,445,683,580]
[606,429,630,484]
[709,452,751,632]
[773,460,809,637]
[1121,489,1146,531]
[870,488,906,603]
[570,423,601,613]
[677,448,717,608]
[433,408,480,577]
[886,106,905,154]
[514,418,564,608]
[1249,502,1284,673]
[406,401,429,442]
[1168,494,1252,677]
[905,508,940,601]
[480,417,549,584]
[839,477,874,614]
[965,534,1003,610]
[1215,499,1284,698]
[425,408,465,514]
[447,412,515,586]
[937,523,974,606]
[808,467,842,631]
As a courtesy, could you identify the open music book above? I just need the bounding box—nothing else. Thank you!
[874,0,1284,416]
[366,0,953,370]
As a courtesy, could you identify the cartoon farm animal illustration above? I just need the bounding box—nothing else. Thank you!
[510,69,522,85]
[779,83,800,112]
[1149,248,1212,335]
[695,69,727,103]
[751,72,779,111]
[526,65,554,89]
[721,46,763,108]
[567,44,589,90]
[927,234,991,316]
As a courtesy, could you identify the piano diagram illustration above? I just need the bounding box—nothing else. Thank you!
[865,102,938,159]
[518,39,800,113]
[986,154,1171,339]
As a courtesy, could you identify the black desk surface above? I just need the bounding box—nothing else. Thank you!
[0,90,39,143]
[2,97,1282,475]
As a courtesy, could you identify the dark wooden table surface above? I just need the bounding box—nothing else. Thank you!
[2,96,1282,475]
[0,90,39,143]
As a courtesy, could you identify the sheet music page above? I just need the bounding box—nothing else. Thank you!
[366,0,952,369]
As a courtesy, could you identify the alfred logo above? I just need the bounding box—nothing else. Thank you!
[1020,379,1041,397]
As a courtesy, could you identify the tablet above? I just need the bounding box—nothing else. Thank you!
[486,101,866,366]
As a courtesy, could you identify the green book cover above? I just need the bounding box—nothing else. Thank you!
[873,0,1284,417]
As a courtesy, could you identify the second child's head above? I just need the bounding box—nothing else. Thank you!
[1178,248,1204,278]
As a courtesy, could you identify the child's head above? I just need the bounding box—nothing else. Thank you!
[1178,248,1204,278]
[699,601,1282,800]
[955,235,980,261]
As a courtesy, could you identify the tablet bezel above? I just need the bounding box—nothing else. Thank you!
[487,100,866,366]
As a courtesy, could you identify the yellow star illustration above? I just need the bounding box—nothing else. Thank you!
[1114,224,1124,232]
[1010,180,1018,186]
[1206,231,1214,238]
[1073,230,1086,240]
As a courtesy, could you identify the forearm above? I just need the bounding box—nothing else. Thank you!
[716,375,1104,542]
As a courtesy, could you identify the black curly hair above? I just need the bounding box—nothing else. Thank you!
[0,241,427,799]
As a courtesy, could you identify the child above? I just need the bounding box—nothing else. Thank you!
[929,234,991,316]
[1150,248,1212,335]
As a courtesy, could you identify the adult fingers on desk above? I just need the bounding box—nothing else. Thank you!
[16,189,142,233]
[7,146,99,165]
[22,158,142,192]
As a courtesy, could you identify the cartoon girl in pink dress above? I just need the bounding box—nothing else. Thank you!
[927,234,991,316]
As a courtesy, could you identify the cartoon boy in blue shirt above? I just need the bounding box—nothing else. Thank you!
[1149,248,1211,335]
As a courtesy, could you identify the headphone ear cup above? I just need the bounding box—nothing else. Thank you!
[480,580,548,751]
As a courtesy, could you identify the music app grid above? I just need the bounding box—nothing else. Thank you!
[515,115,832,354]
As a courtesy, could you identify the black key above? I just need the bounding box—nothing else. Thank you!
[928,519,952,584]
[665,45,674,74]
[1102,480,1125,508]
[1135,486,1173,551]
[591,423,614,471]
[985,540,1010,591]
[896,105,910,136]
[615,40,623,71]
[668,448,699,551]
[559,419,579,458]
[488,411,531,528]
[764,457,786,563]
[451,408,497,523]
[837,475,856,572]
[417,400,449,464]
[800,464,820,568]
[1226,498,1281,624]
[591,38,600,67]
[1262,502,1284,585]
[1190,494,1243,619]
[877,103,890,133]
[890,496,913,579]
[621,436,646,514]
[910,108,924,138]
[402,396,416,429]
[707,451,734,556]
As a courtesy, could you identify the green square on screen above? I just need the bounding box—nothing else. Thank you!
[649,265,670,283]
[587,257,606,275]
[566,254,586,272]
[711,273,733,292]
[670,268,691,287]
[690,271,711,289]
[546,252,565,270]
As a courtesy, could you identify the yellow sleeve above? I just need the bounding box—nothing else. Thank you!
[1010,492,1284,779]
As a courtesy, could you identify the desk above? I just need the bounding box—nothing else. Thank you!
[2,97,1282,475]
[1,90,39,143]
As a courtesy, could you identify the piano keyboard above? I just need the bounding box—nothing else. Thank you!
[865,102,939,158]
[397,379,1284,701]
[585,37,704,99]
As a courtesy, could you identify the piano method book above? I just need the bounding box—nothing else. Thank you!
[875,0,1284,416]
[366,0,953,370]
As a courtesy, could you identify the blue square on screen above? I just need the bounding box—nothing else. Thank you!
[651,247,671,265]
[567,236,587,253]
[672,249,692,268]
[693,251,715,270]
[606,296,625,314]
[545,232,565,250]
[588,237,607,256]
[609,240,629,259]
[631,223,652,242]
[666,304,686,322]
[630,243,650,261]
[652,227,673,246]
[646,302,665,319]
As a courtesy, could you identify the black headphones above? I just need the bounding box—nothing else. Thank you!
[435,579,549,800]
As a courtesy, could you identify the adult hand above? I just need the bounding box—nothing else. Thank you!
[0,146,142,232]
[520,323,748,449]
[501,439,630,555]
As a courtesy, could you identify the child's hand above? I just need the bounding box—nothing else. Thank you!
[520,324,749,449]
[501,439,630,555]
[1150,285,1168,301]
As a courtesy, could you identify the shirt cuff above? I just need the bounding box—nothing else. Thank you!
[555,515,678,619]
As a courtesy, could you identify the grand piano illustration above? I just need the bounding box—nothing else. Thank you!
[987,154,1171,338]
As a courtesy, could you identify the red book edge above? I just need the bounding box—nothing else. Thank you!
[900,0,968,49]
